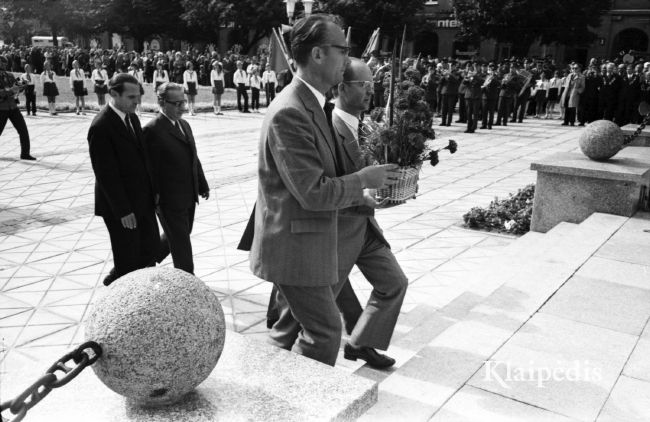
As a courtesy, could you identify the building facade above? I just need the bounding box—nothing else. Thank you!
[409,0,650,65]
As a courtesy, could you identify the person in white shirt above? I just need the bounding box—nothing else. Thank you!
[183,61,198,116]
[261,63,277,106]
[153,61,170,93]
[41,60,59,116]
[69,60,87,115]
[532,72,550,118]
[233,60,250,113]
[91,61,109,106]
[546,70,563,119]
[210,61,225,115]
[249,68,262,112]
[21,64,37,116]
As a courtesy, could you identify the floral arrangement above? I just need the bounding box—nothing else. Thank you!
[360,78,456,168]
[463,184,535,235]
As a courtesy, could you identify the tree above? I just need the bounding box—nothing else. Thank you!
[4,0,104,46]
[453,0,613,57]
[181,0,285,53]
[318,0,427,55]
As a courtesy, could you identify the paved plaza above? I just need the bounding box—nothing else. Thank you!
[2,110,650,421]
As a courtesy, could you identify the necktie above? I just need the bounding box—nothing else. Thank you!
[175,120,185,139]
[27,73,31,82]
[323,102,344,176]
[125,114,136,140]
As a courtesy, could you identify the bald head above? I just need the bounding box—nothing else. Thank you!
[335,57,374,117]
[343,57,373,82]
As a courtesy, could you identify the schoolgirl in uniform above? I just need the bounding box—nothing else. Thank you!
[69,60,87,115]
[91,61,109,106]
[41,61,59,115]
[183,61,198,116]
[210,61,225,115]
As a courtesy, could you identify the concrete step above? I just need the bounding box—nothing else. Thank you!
[357,213,630,421]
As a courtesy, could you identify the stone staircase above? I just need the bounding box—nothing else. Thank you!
[355,212,650,421]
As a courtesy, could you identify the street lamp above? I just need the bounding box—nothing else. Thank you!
[284,0,315,24]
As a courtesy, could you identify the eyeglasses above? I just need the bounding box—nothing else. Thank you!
[320,44,351,55]
[165,99,187,107]
[344,80,374,90]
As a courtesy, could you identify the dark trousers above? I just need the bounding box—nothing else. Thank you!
[102,212,159,279]
[496,96,512,125]
[599,100,617,122]
[513,94,529,122]
[481,98,497,128]
[440,94,456,125]
[564,96,576,125]
[265,83,275,106]
[579,97,599,124]
[457,95,466,122]
[251,87,260,110]
[0,108,31,156]
[267,279,362,335]
[236,84,249,111]
[466,98,481,132]
[24,86,36,115]
[156,204,196,274]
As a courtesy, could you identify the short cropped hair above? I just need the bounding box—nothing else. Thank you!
[108,73,140,95]
[291,14,339,67]
[157,82,183,102]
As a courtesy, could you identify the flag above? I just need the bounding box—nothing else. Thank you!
[269,28,290,74]
[346,26,352,48]
[280,24,293,34]
[362,28,380,57]
[398,25,406,80]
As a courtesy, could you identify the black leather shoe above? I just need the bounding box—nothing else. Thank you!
[20,154,36,160]
[102,268,118,286]
[344,343,395,369]
[479,126,487,129]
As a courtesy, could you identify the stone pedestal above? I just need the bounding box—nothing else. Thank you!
[621,124,650,147]
[3,332,377,421]
[530,147,650,232]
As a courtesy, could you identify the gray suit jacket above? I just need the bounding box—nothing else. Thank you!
[332,110,390,275]
[249,79,365,287]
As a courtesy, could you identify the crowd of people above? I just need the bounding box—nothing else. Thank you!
[367,54,650,132]
[0,44,289,115]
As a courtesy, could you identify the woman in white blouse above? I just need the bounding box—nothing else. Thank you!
[532,72,549,119]
[41,60,59,116]
[210,61,225,115]
[91,61,109,106]
[153,60,170,93]
[547,70,563,120]
[69,60,87,115]
[183,61,198,116]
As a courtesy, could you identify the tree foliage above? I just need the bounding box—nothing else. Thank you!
[453,0,613,56]
[318,0,427,55]
[181,0,285,53]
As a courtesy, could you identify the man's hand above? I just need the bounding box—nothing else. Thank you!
[361,191,390,208]
[200,190,210,200]
[356,164,400,189]
[121,213,137,230]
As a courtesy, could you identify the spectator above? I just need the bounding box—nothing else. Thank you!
[210,61,225,115]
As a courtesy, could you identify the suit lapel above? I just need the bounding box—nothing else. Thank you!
[293,80,338,165]
[158,114,188,144]
[332,114,362,171]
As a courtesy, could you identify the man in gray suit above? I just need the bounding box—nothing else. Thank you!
[249,14,399,366]
[331,58,408,368]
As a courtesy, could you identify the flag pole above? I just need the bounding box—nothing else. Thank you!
[398,25,407,81]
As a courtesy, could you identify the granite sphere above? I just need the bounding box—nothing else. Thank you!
[578,120,624,161]
[85,267,226,406]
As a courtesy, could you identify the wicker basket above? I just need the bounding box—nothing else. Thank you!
[375,164,421,204]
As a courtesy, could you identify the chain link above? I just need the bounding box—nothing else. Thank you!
[623,113,650,146]
[0,341,102,422]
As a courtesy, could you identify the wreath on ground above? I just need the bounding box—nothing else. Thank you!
[463,184,535,235]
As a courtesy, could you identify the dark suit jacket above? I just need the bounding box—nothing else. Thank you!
[87,106,155,220]
[143,114,208,209]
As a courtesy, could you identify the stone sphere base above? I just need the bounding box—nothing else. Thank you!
[85,267,226,406]
[579,120,624,161]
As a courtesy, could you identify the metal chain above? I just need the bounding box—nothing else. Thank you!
[623,113,650,145]
[1,341,102,422]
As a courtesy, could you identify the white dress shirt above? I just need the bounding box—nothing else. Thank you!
[92,69,108,83]
[295,75,325,109]
[210,70,224,86]
[262,70,277,85]
[183,70,198,90]
[333,107,360,143]
[233,69,249,86]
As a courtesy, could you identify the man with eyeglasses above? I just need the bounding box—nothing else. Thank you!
[330,57,408,368]
[87,73,159,286]
[560,63,585,127]
[144,82,209,275]
[244,14,400,366]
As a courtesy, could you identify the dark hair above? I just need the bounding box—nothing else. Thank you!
[108,73,140,94]
[156,82,183,102]
[291,14,339,67]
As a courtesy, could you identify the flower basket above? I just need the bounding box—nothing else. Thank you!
[375,163,422,204]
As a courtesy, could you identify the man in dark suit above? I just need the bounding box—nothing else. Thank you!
[599,63,621,122]
[462,65,483,133]
[144,82,210,275]
[439,64,459,126]
[87,73,159,286]
[495,66,518,126]
[0,56,35,160]
[480,64,500,129]
[247,14,399,366]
